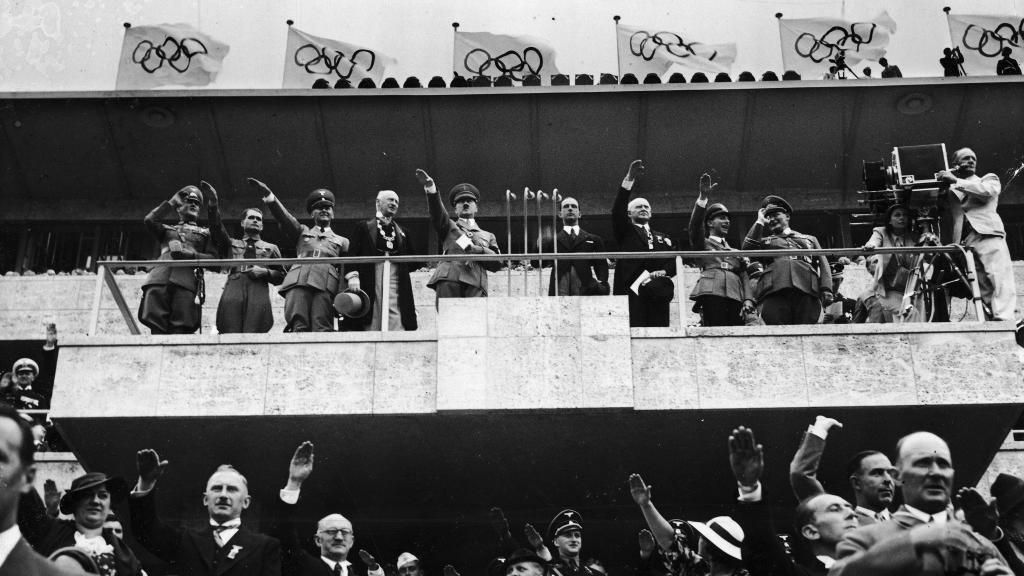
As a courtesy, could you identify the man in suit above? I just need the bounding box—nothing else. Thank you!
[540,196,610,296]
[611,160,677,327]
[937,147,1018,322]
[129,448,281,576]
[204,181,285,333]
[138,185,218,334]
[789,416,895,526]
[250,178,360,332]
[687,174,754,326]
[341,190,417,332]
[831,432,1011,575]
[730,426,858,576]
[0,403,85,575]
[269,442,385,576]
[415,169,501,305]
[742,195,833,325]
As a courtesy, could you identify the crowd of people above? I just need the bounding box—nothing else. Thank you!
[2,405,1024,576]
[129,146,1017,334]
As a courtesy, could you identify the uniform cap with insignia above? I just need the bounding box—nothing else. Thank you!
[396,552,419,570]
[761,195,792,216]
[547,509,584,539]
[704,203,730,223]
[449,183,480,206]
[306,189,336,213]
[179,186,204,206]
[12,358,39,375]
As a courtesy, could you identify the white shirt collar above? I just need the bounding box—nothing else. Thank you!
[564,225,580,235]
[903,505,948,524]
[856,506,890,521]
[708,234,726,245]
[375,211,393,224]
[322,558,352,573]
[0,525,21,569]
[780,228,793,236]
[210,518,242,528]
[816,555,836,569]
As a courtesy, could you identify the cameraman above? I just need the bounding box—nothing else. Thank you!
[937,148,1018,322]
[940,47,964,77]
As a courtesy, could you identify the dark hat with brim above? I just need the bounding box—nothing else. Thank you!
[761,195,792,215]
[705,203,730,223]
[449,183,481,206]
[583,279,611,296]
[333,289,372,319]
[59,472,130,515]
[504,548,548,570]
[992,473,1024,518]
[306,189,336,213]
[639,276,675,304]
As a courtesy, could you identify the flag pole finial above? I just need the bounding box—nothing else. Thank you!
[942,6,951,13]
[775,12,783,19]
[613,15,620,23]
[123,22,131,29]
[286,19,294,26]
[452,22,460,31]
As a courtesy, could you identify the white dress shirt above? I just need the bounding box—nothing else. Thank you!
[0,525,21,569]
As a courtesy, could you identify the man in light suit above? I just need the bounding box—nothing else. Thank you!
[540,197,610,296]
[129,449,281,576]
[789,416,896,526]
[830,432,1011,575]
[937,147,1018,322]
[743,195,833,325]
[250,178,360,332]
[0,404,85,575]
[611,160,677,327]
[415,169,501,305]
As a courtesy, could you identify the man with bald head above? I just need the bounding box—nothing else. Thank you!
[611,159,677,327]
[270,442,384,576]
[342,190,418,331]
[129,448,281,576]
[139,185,218,334]
[830,432,1011,575]
[936,147,1018,322]
[539,196,610,296]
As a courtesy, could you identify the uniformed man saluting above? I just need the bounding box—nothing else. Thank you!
[249,178,360,332]
[742,195,833,325]
[139,185,217,334]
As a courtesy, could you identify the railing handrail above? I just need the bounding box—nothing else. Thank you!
[96,245,965,269]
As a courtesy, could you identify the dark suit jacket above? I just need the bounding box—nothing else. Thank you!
[687,200,751,304]
[264,493,371,576]
[539,227,609,296]
[341,218,417,331]
[788,432,886,528]
[611,186,677,296]
[129,490,281,576]
[425,191,501,293]
[831,507,1005,576]
[741,224,832,301]
[1,538,83,576]
[735,499,828,576]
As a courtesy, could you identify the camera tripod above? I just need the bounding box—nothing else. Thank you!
[898,213,984,322]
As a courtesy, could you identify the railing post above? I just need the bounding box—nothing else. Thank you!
[380,258,391,333]
[960,247,987,322]
[675,256,687,331]
[88,263,106,336]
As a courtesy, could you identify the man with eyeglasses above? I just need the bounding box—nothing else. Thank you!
[269,442,384,576]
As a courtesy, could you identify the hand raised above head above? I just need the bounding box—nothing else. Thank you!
[137,448,169,488]
[628,473,652,506]
[626,159,646,181]
[200,181,218,208]
[415,169,434,188]
[728,426,763,488]
[247,177,274,200]
[288,441,314,485]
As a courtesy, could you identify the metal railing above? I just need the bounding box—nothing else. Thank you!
[90,244,986,335]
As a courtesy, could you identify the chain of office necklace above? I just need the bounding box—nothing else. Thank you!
[377,218,397,250]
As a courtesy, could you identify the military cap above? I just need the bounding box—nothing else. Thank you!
[668,519,699,549]
[761,195,792,215]
[306,189,336,213]
[12,358,38,375]
[704,203,730,223]
[548,509,583,539]
[179,185,204,206]
[639,276,675,304]
[396,553,420,570]
[449,183,480,206]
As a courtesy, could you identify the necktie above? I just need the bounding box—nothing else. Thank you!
[243,239,256,260]
[570,228,577,240]
[334,563,344,576]
[212,525,231,547]
[927,515,934,523]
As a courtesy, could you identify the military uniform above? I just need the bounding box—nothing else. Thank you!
[209,209,285,333]
[547,509,597,576]
[265,190,351,332]
[139,191,216,334]
[426,183,501,302]
[741,196,832,325]
[687,199,752,326]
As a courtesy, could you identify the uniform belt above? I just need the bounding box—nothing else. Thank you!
[706,261,740,273]
[786,255,813,264]
[300,250,325,258]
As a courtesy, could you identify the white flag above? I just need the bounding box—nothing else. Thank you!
[778,12,896,78]
[453,31,560,81]
[115,23,229,90]
[947,13,1024,75]
[616,24,736,78]
[284,26,395,88]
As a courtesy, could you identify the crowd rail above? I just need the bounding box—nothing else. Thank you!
[92,245,986,336]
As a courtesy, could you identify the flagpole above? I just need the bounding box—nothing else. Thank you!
[942,6,967,76]
[775,13,785,77]
[452,22,460,79]
[613,15,622,78]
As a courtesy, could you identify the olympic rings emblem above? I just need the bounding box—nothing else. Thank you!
[463,47,544,81]
[294,43,376,79]
[793,23,878,63]
[628,31,719,62]
[962,19,1024,58]
[132,37,209,74]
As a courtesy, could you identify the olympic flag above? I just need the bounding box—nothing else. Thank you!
[283,26,396,88]
[777,12,896,78]
[616,24,736,79]
[453,30,561,81]
[115,23,229,90]
[946,13,1024,75]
